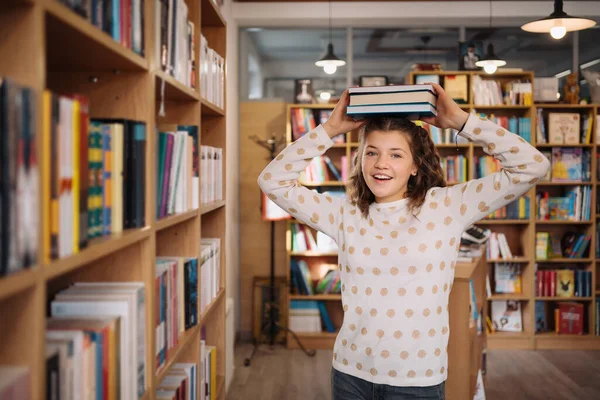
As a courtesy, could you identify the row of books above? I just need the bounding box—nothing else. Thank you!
[290,223,337,253]
[289,300,335,333]
[536,231,591,260]
[482,195,529,220]
[156,126,199,218]
[200,34,225,109]
[493,262,522,294]
[596,300,600,336]
[535,301,586,335]
[291,108,337,142]
[535,110,594,145]
[539,147,591,183]
[535,269,593,298]
[536,186,592,222]
[156,0,196,88]
[156,338,217,400]
[0,78,38,276]
[299,155,346,183]
[477,114,532,143]
[472,76,533,106]
[155,257,199,371]
[485,232,514,260]
[200,146,223,206]
[44,91,147,262]
[59,0,144,56]
[290,259,314,295]
[416,122,462,145]
[48,282,146,399]
[201,238,221,314]
[440,155,467,184]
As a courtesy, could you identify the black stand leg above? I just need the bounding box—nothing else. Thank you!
[244,141,316,367]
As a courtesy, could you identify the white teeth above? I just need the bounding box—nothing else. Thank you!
[374,175,391,180]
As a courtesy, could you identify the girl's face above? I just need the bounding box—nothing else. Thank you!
[361,129,418,204]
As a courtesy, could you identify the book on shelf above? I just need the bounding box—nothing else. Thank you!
[475,113,531,143]
[536,186,591,221]
[535,268,592,297]
[490,300,522,332]
[557,302,584,334]
[200,34,225,108]
[549,147,591,183]
[494,262,522,294]
[290,223,337,253]
[200,340,217,400]
[156,125,199,218]
[49,281,146,400]
[289,300,335,333]
[155,256,199,370]
[535,231,591,260]
[156,0,196,88]
[536,109,593,145]
[439,155,467,184]
[299,155,343,184]
[200,238,221,314]
[347,84,438,119]
[200,145,223,205]
[415,121,464,145]
[59,0,145,56]
[157,362,198,400]
[472,75,532,106]
[0,78,38,276]
[485,232,513,260]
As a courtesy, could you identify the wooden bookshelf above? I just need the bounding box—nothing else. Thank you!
[406,70,600,350]
[0,1,228,399]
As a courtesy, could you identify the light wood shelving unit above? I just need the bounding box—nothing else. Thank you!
[407,69,600,350]
[0,0,228,398]
[282,70,599,351]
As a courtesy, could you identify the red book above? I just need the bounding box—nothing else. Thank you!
[558,302,584,334]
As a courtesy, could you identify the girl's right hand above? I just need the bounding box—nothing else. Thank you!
[322,89,366,138]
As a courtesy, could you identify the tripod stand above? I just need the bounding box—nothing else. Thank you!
[244,133,316,367]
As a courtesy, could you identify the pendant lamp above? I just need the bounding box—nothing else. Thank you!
[315,1,345,74]
[521,0,596,40]
[475,1,506,74]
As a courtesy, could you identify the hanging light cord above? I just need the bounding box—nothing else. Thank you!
[489,0,492,29]
[329,0,332,44]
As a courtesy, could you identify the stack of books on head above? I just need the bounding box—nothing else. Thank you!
[347,84,438,119]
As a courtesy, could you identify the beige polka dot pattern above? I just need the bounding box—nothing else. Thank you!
[257,120,550,384]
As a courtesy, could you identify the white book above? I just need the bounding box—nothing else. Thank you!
[45,331,83,400]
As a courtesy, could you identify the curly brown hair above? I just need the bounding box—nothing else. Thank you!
[346,117,447,219]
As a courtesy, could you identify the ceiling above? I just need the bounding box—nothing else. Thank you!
[245,24,600,81]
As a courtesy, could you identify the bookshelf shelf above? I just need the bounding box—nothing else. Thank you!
[0,0,228,397]
[476,219,530,225]
[155,69,200,101]
[201,97,226,116]
[536,181,593,186]
[535,258,593,263]
[536,144,594,148]
[156,324,201,383]
[156,210,199,231]
[289,294,342,301]
[486,257,530,263]
[0,269,38,302]
[535,220,592,225]
[535,297,593,301]
[201,199,226,215]
[44,0,148,71]
[488,294,529,301]
[288,251,338,257]
[535,104,595,109]
[44,228,152,280]
[473,105,531,110]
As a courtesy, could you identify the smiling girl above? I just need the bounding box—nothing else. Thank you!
[258,83,550,400]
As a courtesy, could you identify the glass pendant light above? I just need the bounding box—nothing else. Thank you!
[475,1,506,74]
[315,0,346,73]
[521,0,596,40]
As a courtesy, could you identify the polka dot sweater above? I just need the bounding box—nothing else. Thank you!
[258,113,550,387]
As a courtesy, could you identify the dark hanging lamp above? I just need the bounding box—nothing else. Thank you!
[521,0,596,40]
[475,1,506,74]
[315,0,345,74]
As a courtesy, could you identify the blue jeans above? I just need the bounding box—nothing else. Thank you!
[331,367,446,400]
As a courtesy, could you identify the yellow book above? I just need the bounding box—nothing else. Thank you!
[72,99,80,253]
[43,90,51,263]
[111,123,123,234]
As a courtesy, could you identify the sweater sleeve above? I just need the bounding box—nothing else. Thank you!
[257,125,343,242]
[442,113,551,230]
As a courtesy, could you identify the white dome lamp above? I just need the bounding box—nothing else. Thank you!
[475,43,507,74]
[521,0,596,40]
[475,1,506,74]
[315,0,346,74]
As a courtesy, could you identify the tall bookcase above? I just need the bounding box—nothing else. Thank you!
[0,0,228,399]
[283,70,600,351]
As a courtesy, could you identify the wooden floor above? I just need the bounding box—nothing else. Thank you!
[227,342,600,400]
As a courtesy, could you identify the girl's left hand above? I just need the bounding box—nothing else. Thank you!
[420,82,469,131]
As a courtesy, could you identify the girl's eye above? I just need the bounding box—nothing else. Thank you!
[392,154,402,159]
[366,151,377,156]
